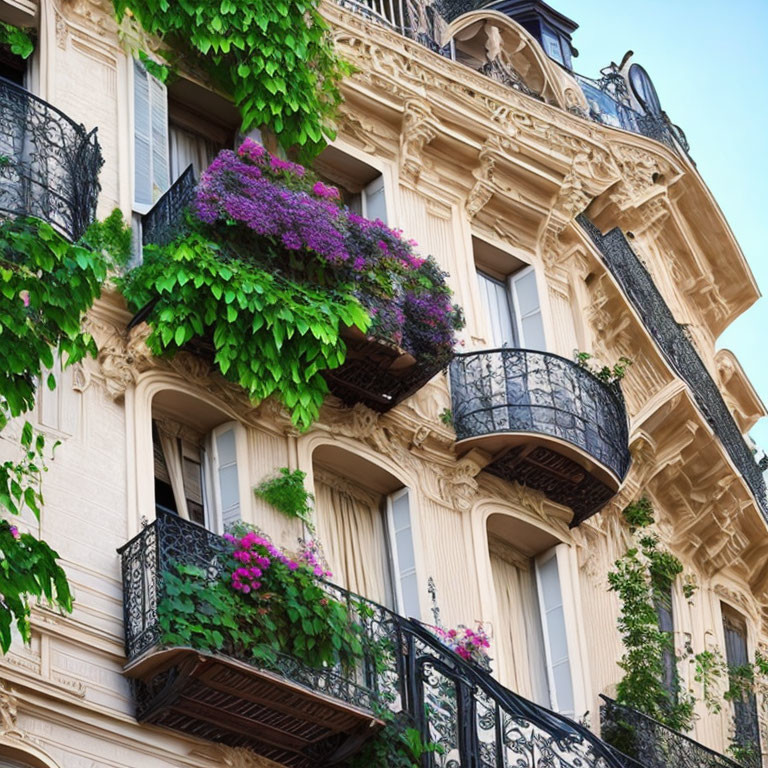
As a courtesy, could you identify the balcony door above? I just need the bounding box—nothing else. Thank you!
[476,266,545,351]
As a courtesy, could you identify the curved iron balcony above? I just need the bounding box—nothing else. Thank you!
[450,348,631,524]
[119,510,631,767]
[0,77,102,241]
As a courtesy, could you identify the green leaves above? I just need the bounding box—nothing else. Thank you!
[0,22,34,59]
[121,231,370,429]
[254,468,314,523]
[112,0,350,159]
[0,216,113,426]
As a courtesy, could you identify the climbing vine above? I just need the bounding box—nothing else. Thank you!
[575,351,633,385]
[0,423,72,651]
[0,212,127,430]
[608,497,695,732]
[112,0,351,159]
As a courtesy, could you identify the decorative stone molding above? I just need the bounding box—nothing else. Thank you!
[313,466,382,507]
[0,682,20,738]
[212,745,284,768]
[488,534,530,571]
[466,144,496,219]
[399,98,439,185]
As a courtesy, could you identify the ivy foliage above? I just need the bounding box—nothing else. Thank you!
[255,468,314,524]
[608,497,695,732]
[575,351,633,385]
[157,550,363,670]
[0,21,34,59]
[0,423,72,652]
[121,230,369,429]
[112,0,351,159]
[0,214,128,430]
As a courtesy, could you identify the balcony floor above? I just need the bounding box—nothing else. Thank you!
[126,648,383,767]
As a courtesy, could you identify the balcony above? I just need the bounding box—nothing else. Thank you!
[139,166,454,414]
[579,216,768,519]
[450,349,631,525]
[331,0,689,157]
[118,511,392,767]
[601,696,755,768]
[119,511,632,767]
[0,77,102,241]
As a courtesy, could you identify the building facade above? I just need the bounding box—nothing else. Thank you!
[0,0,766,767]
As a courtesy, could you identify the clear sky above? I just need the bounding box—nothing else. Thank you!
[552,0,768,447]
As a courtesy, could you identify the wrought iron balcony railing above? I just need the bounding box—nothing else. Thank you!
[0,77,102,241]
[119,510,634,767]
[601,696,755,768]
[141,165,196,247]
[450,348,631,524]
[579,216,768,519]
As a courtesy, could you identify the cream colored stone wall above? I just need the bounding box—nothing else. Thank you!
[0,0,766,766]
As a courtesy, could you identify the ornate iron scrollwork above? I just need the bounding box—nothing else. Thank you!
[141,165,197,247]
[579,215,768,519]
[119,511,641,765]
[601,696,749,768]
[0,76,102,241]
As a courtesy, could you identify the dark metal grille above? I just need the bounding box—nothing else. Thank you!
[450,348,631,482]
[120,511,636,766]
[142,165,196,247]
[574,72,689,155]
[579,215,768,519]
[118,510,400,712]
[601,696,747,768]
[0,76,102,241]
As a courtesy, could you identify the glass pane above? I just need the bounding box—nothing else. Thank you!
[552,660,575,715]
[521,312,546,351]
[396,528,416,571]
[538,556,561,610]
[545,605,569,662]
[364,175,387,223]
[217,429,237,465]
[513,269,540,317]
[218,464,239,511]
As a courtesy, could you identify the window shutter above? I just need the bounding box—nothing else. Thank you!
[387,489,420,619]
[477,271,516,348]
[210,423,241,533]
[363,174,387,224]
[149,74,170,200]
[535,550,575,716]
[133,60,169,209]
[509,266,546,351]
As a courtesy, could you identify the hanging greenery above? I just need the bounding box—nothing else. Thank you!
[0,212,128,430]
[255,467,314,524]
[0,422,72,651]
[111,0,351,159]
[607,497,695,732]
[121,141,463,430]
[574,351,633,385]
[0,21,34,59]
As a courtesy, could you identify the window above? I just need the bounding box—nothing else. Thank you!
[386,489,420,618]
[315,146,388,224]
[0,42,27,86]
[476,265,546,350]
[654,585,677,700]
[535,548,575,716]
[133,63,240,212]
[133,60,170,211]
[152,412,242,533]
[722,605,762,759]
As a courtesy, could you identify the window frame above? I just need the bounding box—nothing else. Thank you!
[385,487,420,619]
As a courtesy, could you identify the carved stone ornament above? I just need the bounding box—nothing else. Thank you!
[213,745,284,768]
[0,682,20,737]
[399,98,439,184]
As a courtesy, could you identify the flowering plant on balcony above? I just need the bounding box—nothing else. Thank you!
[158,525,364,671]
[432,623,492,668]
[122,140,463,429]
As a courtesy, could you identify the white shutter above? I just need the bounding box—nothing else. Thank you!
[133,60,169,210]
[386,489,420,619]
[509,266,546,351]
[535,549,575,716]
[210,423,241,533]
[477,271,516,348]
[362,174,387,224]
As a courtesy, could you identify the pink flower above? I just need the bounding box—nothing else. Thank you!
[9,525,18,539]
[19,290,29,307]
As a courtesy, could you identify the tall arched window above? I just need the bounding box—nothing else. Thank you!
[150,389,246,533]
[312,446,420,618]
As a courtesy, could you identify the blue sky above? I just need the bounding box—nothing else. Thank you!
[553,0,768,446]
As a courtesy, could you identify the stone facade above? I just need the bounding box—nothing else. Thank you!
[0,0,765,766]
